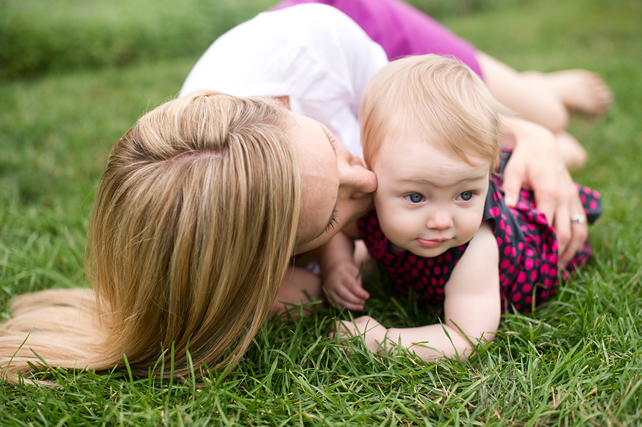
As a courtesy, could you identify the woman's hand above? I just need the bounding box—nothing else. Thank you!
[323,260,370,311]
[270,266,324,317]
[552,168,589,266]
[500,116,588,265]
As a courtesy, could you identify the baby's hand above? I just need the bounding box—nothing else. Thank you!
[331,315,388,353]
[322,260,370,311]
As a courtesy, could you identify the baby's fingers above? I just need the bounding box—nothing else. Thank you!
[326,287,366,311]
[346,279,370,300]
[329,319,352,338]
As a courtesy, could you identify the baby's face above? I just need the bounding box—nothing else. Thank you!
[372,135,490,258]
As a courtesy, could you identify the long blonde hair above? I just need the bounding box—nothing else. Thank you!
[0,90,301,383]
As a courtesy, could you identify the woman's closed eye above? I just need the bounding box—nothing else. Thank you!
[322,208,339,233]
[404,193,424,204]
[456,191,474,201]
[321,126,338,150]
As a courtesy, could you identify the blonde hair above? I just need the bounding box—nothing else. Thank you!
[360,54,504,170]
[0,90,301,383]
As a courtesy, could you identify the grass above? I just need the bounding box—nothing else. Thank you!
[1,0,641,424]
[0,0,276,80]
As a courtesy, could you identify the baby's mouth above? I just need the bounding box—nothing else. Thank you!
[416,237,448,248]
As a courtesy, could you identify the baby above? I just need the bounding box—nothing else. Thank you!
[320,55,601,360]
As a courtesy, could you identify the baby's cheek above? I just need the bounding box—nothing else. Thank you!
[379,211,414,245]
[459,210,485,243]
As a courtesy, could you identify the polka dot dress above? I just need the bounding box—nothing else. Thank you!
[357,150,601,313]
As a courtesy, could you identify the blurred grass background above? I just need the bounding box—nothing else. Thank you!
[0,0,527,80]
[0,0,275,80]
[1,0,641,424]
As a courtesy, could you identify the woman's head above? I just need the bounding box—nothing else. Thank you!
[0,90,375,383]
[287,114,376,254]
[87,90,302,375]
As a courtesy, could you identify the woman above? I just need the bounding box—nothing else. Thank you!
[0,90,374,383]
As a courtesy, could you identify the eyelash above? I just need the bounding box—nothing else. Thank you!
[456,191,475,201]
[321,126,338,234]
[323,127,338,149]
[323,208,339,233]
[403,190,477,203]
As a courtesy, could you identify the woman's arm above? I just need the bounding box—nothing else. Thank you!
[270,266,324,317]
[336,223,500,360]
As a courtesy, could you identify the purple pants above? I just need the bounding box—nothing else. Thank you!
[271,0,483,79]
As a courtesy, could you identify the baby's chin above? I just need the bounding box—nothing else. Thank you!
[389,239,454,257]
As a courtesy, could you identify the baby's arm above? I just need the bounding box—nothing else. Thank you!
[319,222,370,311]
[336,222,500,360]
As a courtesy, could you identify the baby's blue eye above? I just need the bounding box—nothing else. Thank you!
[404,193,424,203]
[457,191,473,201]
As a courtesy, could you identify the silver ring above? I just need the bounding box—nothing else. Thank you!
[570,214,586,224]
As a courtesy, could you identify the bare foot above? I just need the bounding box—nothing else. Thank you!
[524,69,612,117]
[557,131,587,171]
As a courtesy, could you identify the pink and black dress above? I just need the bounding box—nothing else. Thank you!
[271,0,484,79]
[357,151,601,313]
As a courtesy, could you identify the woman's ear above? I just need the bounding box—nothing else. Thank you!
[274,96,291,110]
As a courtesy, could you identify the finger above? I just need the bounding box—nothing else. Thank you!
[554,177,587,265]
[324,288,344,309]
[501,157,526,207]
[343,301,365,311]
[328,287,365,311]
[337,284,367,306]
[329,320,356,342]
[553,203,571,258]
[340,320,361,338]
[560,211,588,266]
[330,319,350,335]
[533,184,558,226]
[346,279,370,300]
[353,316,376,333]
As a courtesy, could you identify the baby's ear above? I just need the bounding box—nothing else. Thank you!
[274,96,291,110]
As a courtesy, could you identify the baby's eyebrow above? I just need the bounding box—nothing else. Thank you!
[398,171,488,186]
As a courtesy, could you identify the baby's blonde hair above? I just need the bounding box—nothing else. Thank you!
[360,54,504,170]
[0,90,301,383]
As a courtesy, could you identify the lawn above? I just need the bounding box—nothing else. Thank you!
[1,0,641,424]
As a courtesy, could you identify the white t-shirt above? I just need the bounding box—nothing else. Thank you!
[179,4,388,157]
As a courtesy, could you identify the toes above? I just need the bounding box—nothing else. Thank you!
[552,69,612,117]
